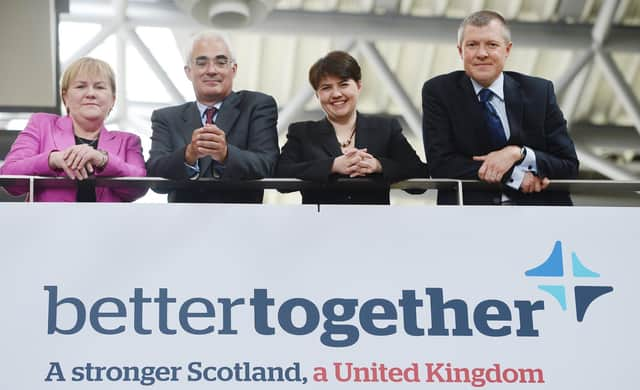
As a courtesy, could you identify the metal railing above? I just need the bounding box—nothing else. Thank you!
[1,175,640,206]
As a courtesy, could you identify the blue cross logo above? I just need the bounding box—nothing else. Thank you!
[525,241,613,322]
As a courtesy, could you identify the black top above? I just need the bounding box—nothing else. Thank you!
[276,113,428,204]
[74,135,98,202]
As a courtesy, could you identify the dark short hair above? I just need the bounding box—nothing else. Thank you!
[457,10,511,46]
[308,51,361,91]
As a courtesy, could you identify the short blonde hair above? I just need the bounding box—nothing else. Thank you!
[457,10,511,46]
[60,57,116,112]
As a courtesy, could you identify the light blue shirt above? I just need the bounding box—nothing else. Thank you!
[470,74,537,190]
[185,101,225,178]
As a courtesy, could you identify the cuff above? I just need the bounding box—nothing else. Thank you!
[212,162,226,179]
[516,146,537,173]
[506,166,526,190]
[185,161,200,180]
[506,147,537,190]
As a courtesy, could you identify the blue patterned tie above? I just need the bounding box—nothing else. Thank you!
[478,88,507,148]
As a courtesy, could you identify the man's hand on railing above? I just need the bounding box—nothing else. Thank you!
[473,145,522,183]
[520,172,550,193]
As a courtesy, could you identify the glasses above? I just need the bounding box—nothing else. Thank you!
[192,55,233,69]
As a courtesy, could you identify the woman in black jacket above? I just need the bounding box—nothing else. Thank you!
[276,51,427,204]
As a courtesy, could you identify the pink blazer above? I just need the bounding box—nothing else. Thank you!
[0,113,147,202]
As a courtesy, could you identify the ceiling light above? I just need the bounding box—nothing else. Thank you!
[174,0,275,29]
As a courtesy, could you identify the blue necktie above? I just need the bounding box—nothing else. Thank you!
[478,88,507,148]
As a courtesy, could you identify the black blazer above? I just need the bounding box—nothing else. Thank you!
[422,71,578,205]
[146,91,279,203]
[276,113,427,204]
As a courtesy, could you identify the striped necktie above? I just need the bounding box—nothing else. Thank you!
[478,88,507,148]
[205,106,217,124]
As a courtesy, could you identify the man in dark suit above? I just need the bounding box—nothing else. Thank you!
[422,10,578,205]
[147,32,279,203]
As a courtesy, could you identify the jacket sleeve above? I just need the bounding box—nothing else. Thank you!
[422,80,482,179]
[223,95,280,179]
[96,134,148,202]
[0,115,60,195]
[0,115,60,176]
[530,81,579,179]
[276,123,334,182]
[376,118,428,181]
[146,108,191,180]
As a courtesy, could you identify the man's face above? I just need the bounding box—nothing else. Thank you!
[458,19,512,87]
[184,38,237,104]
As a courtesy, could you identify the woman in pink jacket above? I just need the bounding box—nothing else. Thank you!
[0,57,146,202]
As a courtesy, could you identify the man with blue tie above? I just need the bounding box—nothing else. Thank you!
[422,10,578,205]
[147,31,279,203]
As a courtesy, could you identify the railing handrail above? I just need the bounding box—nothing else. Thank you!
[2,176,640,205]
[2,175,640,188]
[0,175,460,191]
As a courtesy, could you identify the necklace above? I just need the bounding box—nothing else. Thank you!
[338,125,357,148]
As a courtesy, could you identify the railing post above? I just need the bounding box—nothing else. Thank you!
[29,177,34,203]
[457,180,464,206]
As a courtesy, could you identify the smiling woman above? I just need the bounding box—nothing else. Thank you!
[0,57,147,202]
[276,51,428,204]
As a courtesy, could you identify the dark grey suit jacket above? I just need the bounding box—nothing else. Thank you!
[146,91,279,203]
[276,113,427,204]
[422,71,579,205]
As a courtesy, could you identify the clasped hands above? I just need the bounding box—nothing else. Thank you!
[185,124,228,165]
[332,147,382,177]
[473,145,549,193]
[48,144,107,180]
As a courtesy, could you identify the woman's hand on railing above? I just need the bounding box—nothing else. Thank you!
[48,145,105,180]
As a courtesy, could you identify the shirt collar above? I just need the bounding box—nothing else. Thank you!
[470,73,504,101]
[196,100,223,120]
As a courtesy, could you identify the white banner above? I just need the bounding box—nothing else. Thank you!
[0,204,636,388]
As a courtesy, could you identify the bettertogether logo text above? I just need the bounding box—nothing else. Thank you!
[43,242,611,347]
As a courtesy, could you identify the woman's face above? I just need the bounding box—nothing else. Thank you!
[63,71,115,124]
[316,75,361,122]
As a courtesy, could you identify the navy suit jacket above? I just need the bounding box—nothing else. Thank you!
[422,71,578,205]
[276,113,427,204]
[146,91,279,203]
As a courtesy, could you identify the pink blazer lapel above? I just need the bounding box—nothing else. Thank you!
[97,127,122,154]
[95,127,123,201]
[53,116,77,151]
